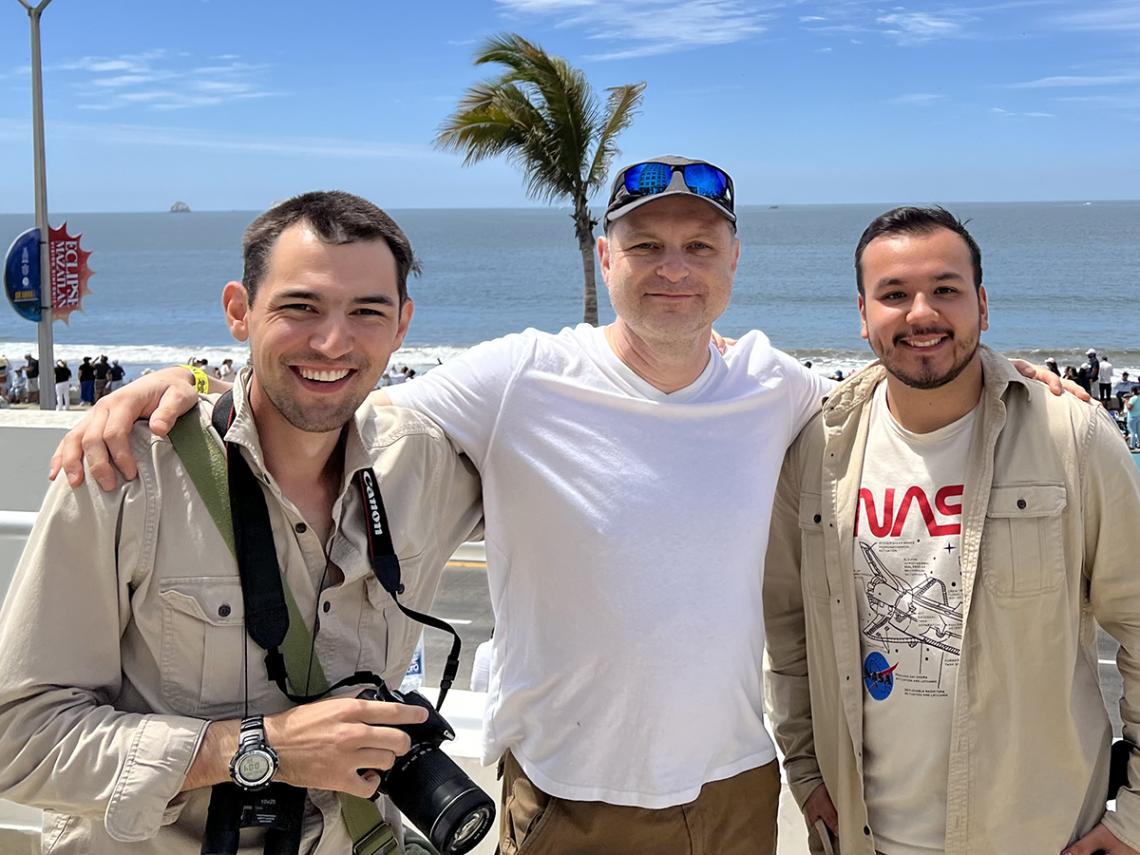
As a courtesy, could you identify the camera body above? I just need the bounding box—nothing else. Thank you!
[358,683,495,854]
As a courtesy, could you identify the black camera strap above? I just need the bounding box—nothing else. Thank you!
[355,468,463,708]
[211,391,462,709]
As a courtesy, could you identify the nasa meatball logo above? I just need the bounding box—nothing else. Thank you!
[863,651,898,701]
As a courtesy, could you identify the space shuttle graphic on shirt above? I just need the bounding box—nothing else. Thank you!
[860,542,963,657]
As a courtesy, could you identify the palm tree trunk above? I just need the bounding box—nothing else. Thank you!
[572,197,599,325]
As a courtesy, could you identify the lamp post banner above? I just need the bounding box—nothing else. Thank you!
[3,227,43,322]
[48,222,94,324]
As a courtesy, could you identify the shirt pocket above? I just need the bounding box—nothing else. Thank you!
[362,551,426,684]
[798,491,831,601]
[158,578,247,716]
[980,484,1068,598]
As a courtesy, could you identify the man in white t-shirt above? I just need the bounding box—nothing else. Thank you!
[765,207,1140,854]
[1100,356,1114,403]
[373,157,831,853]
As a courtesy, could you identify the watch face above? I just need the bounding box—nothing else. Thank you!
[235,750,274,787]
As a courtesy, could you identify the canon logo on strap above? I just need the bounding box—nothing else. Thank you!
[360,470,384,537]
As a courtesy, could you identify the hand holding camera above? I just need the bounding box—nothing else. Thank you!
[265,694,430,797]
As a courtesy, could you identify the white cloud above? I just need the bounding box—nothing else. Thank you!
[891,92,945,105]
[2,117,444,160]
[877,11,964,44]
[800,15,826,22]
[495,0,768,60]
[1048,2,1140,32]
[1008,72,1140,89]
[989,105,1054,117]
[59,51,279,111]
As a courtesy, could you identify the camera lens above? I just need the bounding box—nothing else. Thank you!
[384,745,495,855]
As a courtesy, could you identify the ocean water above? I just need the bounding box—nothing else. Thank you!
[2,201,1138,379]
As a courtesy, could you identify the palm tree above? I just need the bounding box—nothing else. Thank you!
[436,33,645,325]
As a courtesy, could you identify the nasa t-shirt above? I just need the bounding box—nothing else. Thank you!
[855,381,977,854]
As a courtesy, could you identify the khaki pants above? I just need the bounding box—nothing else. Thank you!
[498,752,780,855]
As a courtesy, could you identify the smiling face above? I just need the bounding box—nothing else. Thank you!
[223,222,412,434]
[858,227,988,390]
[598,195,739,346]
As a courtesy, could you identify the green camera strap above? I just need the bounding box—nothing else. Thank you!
[168,407,400,855]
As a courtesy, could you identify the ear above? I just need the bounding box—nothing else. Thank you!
[977,285,989,332]
[597,234,612,285]
[392,298,414,352]
[222,281,250,342]
[858,291,869,341]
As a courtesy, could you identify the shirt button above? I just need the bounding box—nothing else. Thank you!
[322,601,331,613]
[864,826,871,835]
[218,604,231,618]
[295,522,308,534]
[813,513,822,524]
[1016,498,1027,510]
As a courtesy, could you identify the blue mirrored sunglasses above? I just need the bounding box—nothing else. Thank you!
[620,161,732,206]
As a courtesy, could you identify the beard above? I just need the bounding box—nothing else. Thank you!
[878,328,980,391]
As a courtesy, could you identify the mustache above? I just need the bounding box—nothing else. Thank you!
[893,327,954,346]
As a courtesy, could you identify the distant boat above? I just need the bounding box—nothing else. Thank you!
[169,201,191,213]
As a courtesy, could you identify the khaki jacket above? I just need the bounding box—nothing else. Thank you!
[0,374,482,854]
[764,347,1140,853]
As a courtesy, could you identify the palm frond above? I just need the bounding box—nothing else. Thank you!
[586,82,646,190]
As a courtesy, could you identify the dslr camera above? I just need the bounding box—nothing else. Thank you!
[358,682,496,854]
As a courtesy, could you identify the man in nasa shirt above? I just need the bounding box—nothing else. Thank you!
[764,206,1140,854]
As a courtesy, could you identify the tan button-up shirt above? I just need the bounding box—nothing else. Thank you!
[0,374,482,854]
[764,347,1140,853]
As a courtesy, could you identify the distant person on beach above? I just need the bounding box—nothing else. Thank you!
[53,359,71,410]
[1115,372,1134,408]
[93,355,110,401]
[1099,355,1114,403]
[54,162,1079,855]
[107,359,125,392]
[1045,355,1060,375]
[1077,361,1093,394]
[24,353,39,404]
[764,206,1140,854]
[0,356,8,401]
[0,191,482,854]
[1129,390,1140,451]
[218,357,236,383]
[77,356,96,405]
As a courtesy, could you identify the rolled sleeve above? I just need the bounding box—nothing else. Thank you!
[105,715,208,841]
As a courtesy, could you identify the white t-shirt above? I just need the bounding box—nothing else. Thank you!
[855,382,977,854]
[1100,361,1114,385]
[388,324,830,806]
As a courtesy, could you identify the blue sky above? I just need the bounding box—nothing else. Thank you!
[0,0,1137,212]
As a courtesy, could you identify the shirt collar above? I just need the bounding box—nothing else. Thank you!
[221,366,377,493]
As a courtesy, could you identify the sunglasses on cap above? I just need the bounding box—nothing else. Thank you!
[621,161,731,201]
[606,159,735,225]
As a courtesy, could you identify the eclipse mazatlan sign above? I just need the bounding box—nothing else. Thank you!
[3,223,95,325]
[48,222,94,324]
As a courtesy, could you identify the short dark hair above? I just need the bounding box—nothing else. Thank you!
[242,190,419,305]
[854,206,982,294]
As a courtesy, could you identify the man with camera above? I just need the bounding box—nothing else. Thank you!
[763,207,1140,853]
[0,191,483,854]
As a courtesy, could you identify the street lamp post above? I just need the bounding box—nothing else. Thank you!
[17,0,56,409]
